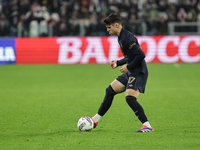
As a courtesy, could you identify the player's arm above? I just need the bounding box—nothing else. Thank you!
[117,58,126,66]
[127,48,145,71]
[110,58,126,69]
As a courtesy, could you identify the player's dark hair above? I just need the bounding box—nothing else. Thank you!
[104,13,121,25]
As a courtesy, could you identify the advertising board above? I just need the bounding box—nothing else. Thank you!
[0,36,199,65]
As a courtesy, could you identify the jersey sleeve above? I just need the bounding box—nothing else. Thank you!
[123,39,145,71]
[126,49,145,71]
[123,37,141,51]
[117,58,126,66]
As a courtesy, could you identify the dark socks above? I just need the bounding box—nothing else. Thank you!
[126,95,148,123]
[98,85,116,116]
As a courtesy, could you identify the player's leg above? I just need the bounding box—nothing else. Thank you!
[126,89,148,125]
[126,89,154,132]
[91,78,126,127]
[125,75,154,132]
[97,79,126,116]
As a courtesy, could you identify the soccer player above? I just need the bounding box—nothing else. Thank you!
[91,14,154,132]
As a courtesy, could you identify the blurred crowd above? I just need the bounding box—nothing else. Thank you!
[0,0,200,37]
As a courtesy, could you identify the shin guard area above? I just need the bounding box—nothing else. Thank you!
[97,85,116,116]
[126,96,148,123]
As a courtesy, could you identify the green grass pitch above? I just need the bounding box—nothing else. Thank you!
[0,63,200,150]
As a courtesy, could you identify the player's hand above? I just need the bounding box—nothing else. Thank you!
[110,60,117,69]
[119,65,129,74]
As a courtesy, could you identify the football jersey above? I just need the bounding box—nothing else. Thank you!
[118,28,148,75]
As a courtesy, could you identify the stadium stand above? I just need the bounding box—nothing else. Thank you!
[0,0,199,37]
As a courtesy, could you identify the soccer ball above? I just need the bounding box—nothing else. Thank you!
[77,116,94,131]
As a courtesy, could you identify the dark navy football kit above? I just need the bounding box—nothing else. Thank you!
[116,28,148,93]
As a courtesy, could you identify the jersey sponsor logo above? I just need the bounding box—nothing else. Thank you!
[0,39,16,65]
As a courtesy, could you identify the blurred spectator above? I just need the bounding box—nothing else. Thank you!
[88,14,98,36]
[146,13,158,35]
[80,0,90,18]
[176,8,189,32]
[197,11,200,21]
[147,1,159,21]
[89,1,99,13]
[50,0,60,13]
[140,0,151,12]
[168,3,177,22]
[187,9,197,22]
[187,0,197,22]
[177,8,187,22]
[57,17,69,36]
[68,10,80,36]
[138,0,147,11]
[19,0,31,15]
[118,0,129,11]
[197,0,200,12]
[177,0,188,12]
[2,1,10,23]
[158,0,168,12]
[99,0,108,5]
[59,0,74,8]
[129,0,138,18]
[125,13,142,35]
[119,9,128,19]
[9,0,20,23]
[39,0,51,7]
[0,20,10,37]
[138,6,147,19]
[48,12,60,36]
[0,13,10,26]
[188,0,197,12]
[112,6,120,15]
[73,1,80,11]
[9,17,18,36]
[30,0,40,12]
[80,0,91,10]
[157,12,168,35]
[39,6,50,21]
[1,0,200,37]
[99,1,109,14]
[59,6,68,19]
[17,14,29,37]
[25,1,42,23]
[96,13,108,36]
[29,20,39,37]
[109,0,119,12]
[79,15,90,36]
[39,20,48,36]
[118,0,129,19]
[197,0,200,21]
